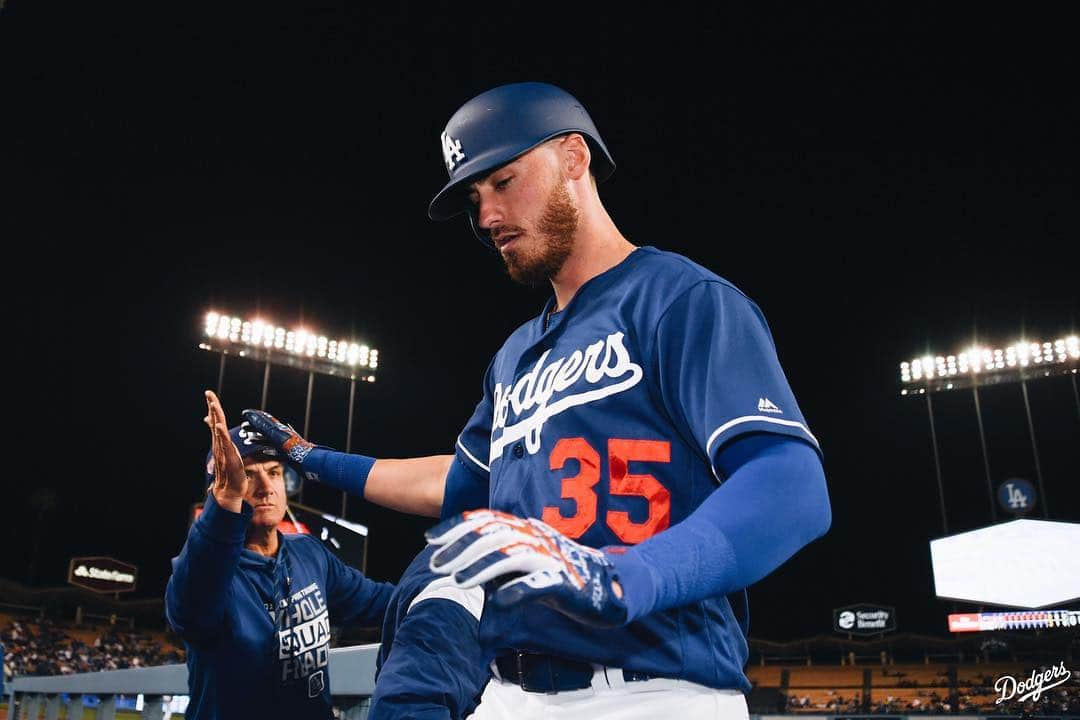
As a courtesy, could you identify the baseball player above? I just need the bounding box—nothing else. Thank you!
[245,81,831,718]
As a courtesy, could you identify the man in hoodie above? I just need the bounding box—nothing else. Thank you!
[165,391,393,720]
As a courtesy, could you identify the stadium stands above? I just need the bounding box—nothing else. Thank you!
[1,614,184,680]
[786,666,863,688]
[874,663,951,687]
[784,688,864,713]
[745,664,783,686]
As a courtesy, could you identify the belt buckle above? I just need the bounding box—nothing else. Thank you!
[622,669,653,683]
[512,651,594,693]
[513,651,550,693]
[518,651,561,694]
[515,651,537,692]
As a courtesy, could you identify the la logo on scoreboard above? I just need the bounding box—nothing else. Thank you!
[997,478,1036,515]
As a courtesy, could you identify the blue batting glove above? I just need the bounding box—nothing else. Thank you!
[241,409,317,464]
[426,510,629,628]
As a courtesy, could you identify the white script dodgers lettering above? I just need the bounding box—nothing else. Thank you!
[994,661,1071,704]
[490,332,643,462]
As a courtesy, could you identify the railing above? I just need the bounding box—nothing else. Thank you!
[6,643,379,719]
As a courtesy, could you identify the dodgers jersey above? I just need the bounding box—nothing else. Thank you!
[451,246,821,692]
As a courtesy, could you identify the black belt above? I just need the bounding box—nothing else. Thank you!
[495,651,656,693]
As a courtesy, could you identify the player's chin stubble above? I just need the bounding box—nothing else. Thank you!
[502,178,578,288]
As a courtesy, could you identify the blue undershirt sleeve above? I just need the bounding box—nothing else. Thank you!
[297,448,376,498]
[608,433,831,622]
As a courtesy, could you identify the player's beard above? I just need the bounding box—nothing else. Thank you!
[501,176,578,288]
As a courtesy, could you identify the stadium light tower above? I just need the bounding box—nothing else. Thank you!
[198,311,380,513]
[899,335,1079,529]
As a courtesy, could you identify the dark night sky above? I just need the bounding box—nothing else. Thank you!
[2,3,1077,641]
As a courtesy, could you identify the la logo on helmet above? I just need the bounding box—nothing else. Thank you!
[441,132,465,171]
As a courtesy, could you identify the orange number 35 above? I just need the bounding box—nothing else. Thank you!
[542,437,671,543]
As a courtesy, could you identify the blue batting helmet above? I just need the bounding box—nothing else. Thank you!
[428,82,615,245]
[203,422,303,497]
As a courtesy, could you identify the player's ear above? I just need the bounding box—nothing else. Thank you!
[561,133,591,182]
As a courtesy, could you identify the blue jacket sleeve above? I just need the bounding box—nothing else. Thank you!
[609,433,831,622]
[370,588,489,720]
[164,492,251,644]
[321,541,395,627]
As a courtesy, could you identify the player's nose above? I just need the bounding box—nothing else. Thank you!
[475,196,504,231]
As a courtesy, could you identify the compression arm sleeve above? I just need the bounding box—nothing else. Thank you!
[608,433,831,622]
[298,447,376,496]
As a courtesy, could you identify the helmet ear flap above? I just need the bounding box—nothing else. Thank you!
[467,207,496,250]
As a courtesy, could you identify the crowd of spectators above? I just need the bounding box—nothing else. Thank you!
[2,618,184,680]
[786,690,863,713]
[783,691,959,714]
[784,683,1078,715]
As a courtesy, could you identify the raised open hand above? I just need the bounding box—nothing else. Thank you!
[204,390,248,512]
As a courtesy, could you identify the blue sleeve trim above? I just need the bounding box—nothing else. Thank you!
[407,577,484,621]
[706,415,821,465]
[456,437,490,473]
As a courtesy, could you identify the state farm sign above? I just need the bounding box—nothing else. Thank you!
[68,556,138,594]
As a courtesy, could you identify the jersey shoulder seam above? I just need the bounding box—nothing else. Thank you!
[651,278,755,340]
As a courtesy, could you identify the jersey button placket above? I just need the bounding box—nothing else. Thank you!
[513,443,524,458]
